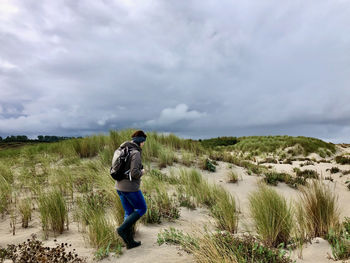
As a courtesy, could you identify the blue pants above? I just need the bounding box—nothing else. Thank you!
[117,190,147,221]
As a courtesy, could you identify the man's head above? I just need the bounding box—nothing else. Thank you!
[131,130,147,147]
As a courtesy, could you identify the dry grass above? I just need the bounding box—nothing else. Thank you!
[297,180,340,238]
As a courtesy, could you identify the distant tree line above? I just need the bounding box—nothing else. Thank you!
[0,135,74,143]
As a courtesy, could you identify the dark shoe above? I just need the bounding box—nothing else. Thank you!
[116,211,141,248]
[116,227,130,247]
[126,226,141,249]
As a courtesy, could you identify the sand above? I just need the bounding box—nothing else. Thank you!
[1,146,350,262]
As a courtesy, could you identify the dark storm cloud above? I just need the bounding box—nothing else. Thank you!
[0,0,350,142]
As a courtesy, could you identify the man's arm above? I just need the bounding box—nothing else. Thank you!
[130,151,143,179]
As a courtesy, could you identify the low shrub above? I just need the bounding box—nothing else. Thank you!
[335,155,350,165]
[283,159,293,165]
[285,176,307,189]
[264,172,287,186]
[201,158,216,172]
[190,231,293,263]
[259,158,278,164]
[294,168,319,179]
[342,170,350,176]
[326,228,350,260]
[142,193,161,224]
[154,187,180,221]
[329,167,340,174]
[157,227,199,252]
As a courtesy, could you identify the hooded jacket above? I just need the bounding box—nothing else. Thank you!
[115,141,143,192]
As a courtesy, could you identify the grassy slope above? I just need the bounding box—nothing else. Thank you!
[227,135,336,156]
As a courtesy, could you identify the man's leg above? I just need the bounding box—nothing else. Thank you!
[117,190,147,249]
[117,190,134,221]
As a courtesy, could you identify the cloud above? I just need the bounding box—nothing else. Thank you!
[0,0,349,142]
[145,104,206,128]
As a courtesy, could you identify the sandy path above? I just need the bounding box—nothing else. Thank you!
[104,207,214,263]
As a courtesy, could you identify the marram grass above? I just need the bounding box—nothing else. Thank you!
[297,180,340,238]
[249,184,293,247]
[38,189,68,238]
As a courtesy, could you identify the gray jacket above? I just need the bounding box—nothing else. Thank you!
[115,141,143,192]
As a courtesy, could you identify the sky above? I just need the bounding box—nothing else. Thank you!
[0,0,350,142]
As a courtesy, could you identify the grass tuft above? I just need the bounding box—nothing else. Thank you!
[226,170,240,183]
[38,189,68,238]
[18,198,32,228]
[249,185,294,247]
[297,180,340,238]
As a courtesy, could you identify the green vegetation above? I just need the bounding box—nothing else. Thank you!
[172,168,239,233]
[230,135,336,156]
[264,172,289,186]
[200,158,216,172]
[1,129,347,261]
[193,232,293,263]
[199,136,238,148]
[249,185,294,247]
[208,151,267,175]
[329,167,340,174]
[0,174,12,216]
[158,146,177,168]
[294,168,319,179]
[38,189,68,238]
[157,227,199,251]
[297,180,340,238]
[335,155,350,165]
[159,228,293,263]
[18,198,32,228]
[327,228,350,260]
[263,171,307,189]
[226,170,239,183]
[88,213,122,260]
[141,187,180,224]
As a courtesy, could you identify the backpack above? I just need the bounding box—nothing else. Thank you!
[110,146,131,181]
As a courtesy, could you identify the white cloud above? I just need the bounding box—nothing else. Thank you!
[0,59,19,71]
[146,104,206,127]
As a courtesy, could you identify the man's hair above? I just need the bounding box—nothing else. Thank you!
[131,130,147,138]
